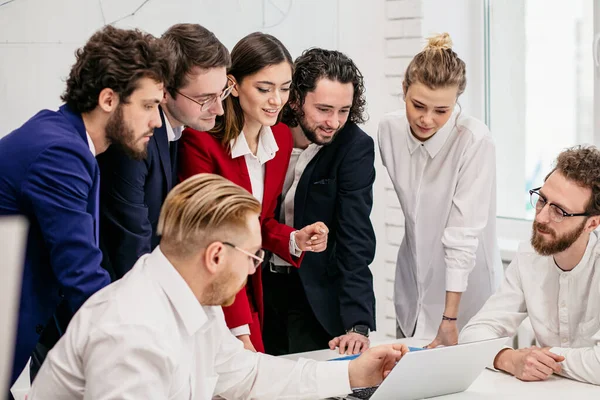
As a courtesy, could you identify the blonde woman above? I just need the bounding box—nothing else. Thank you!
[378,33,503,348]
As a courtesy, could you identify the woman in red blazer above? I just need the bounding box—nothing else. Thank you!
[178,33,328,352]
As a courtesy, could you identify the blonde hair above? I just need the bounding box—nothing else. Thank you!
[403,32,466,96]
[157,173,261,258]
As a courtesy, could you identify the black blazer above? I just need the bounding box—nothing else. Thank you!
[293,121,376,336]
[97,107,177,279]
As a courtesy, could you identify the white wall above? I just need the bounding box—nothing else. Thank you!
[0,0,399,338]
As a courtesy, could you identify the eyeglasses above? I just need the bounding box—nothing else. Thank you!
[175,82,235,112]
[529,187,590,223]
[223,242,264,269]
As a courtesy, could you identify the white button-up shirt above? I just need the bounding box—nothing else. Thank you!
[164,114,183,144]
[229,127,297,336]
[86,132,96,156]
[460,233,600,386]
[230,126,279,205]
[28,247,353,399]
[378,110,503,339]
[273,144,322,267]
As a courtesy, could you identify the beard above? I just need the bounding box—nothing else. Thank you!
[105,105,151,161]
[530,219,587,256]
[204,270,248,307]
[298,115,344,146]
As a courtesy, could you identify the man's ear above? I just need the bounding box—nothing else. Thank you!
[97,88,119,113]
[585,215,600,233]
[228,75,239,98]
[204,242,224,275]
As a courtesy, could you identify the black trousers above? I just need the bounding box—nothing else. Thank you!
[262,266,332,356]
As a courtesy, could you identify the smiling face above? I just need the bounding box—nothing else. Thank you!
[164,66,228,131]
[404,81,458,141]
[105,76,164,160]
[232,61,292,133]
[295,78,354,146]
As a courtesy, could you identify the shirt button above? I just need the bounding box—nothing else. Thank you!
[35,324,44,335]
[561,301,566,307]
[562,338,568,344]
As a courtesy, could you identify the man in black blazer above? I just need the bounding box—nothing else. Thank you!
[262,48,376,355]
[97,24,231,279]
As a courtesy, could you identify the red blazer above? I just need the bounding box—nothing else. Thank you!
[178,123,303,351]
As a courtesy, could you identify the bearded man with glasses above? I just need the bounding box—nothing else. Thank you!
[459,145,600,386]
[96,23,231,282]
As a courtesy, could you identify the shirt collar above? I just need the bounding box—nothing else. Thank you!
[85,132,96,156]
[144,246,214,336]
[405,111,457,158]
[553,231,598,276]
[163,113,183,142]
[230,125,279,165]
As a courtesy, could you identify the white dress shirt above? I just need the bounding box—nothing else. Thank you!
[85,132,96,157]
[229,127,300,336]
[163,114,183,144]
[272,144,322,266]
[230,126,278,204]
[378,110,503,339]
[28,247,353,399]
[460,233,600,385]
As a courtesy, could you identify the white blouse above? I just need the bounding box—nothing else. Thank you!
[378,109,503,339]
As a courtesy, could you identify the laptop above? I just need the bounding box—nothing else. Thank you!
[345,336,509,400]
[0,216,28,396]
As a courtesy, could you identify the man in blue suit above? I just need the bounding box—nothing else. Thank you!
[0,25,172,389]
[97,23,231,280]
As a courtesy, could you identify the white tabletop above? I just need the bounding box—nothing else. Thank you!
[281,338,600,399]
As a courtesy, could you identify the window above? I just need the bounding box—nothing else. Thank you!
[486,0,596,220]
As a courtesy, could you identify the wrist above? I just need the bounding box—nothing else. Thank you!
[494,348,515,373]
[441,315,457,322]
[346,325,370,337]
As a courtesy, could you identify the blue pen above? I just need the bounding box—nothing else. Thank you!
[328,346,426,361]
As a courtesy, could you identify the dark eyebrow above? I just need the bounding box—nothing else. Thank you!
[256,80,292,86]
[412,98,450,109]
[538,189,570,212]
[144,99,161,104]
[315,103,352,109]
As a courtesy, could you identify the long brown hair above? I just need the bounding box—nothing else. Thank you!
[209,32,292,148]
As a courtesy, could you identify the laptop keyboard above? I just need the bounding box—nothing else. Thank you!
[347,386,379,400]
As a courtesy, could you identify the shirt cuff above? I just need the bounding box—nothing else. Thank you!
[445,268,470,292]
[230,325,251,337]
[315,360,352,399]
[289,231,303,257]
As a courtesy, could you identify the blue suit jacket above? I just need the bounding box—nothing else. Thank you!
[97,107,177,279]
[0,105,111,385]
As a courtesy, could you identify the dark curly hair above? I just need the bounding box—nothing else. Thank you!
[162,23,230,98]
[61,25,173,113]
[282,48,367,127]
[545,145,600,215]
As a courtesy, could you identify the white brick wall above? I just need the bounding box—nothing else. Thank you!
[379,0,424,338]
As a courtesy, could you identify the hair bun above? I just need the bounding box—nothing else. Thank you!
[426,33,453,50]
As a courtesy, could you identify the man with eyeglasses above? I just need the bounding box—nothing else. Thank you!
[459,145,600,386]
[29,173,410,399]
[97,23,231,281]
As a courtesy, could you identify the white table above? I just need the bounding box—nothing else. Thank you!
[281,338,600,399]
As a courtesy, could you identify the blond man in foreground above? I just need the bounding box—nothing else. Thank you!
[29,173,408,399]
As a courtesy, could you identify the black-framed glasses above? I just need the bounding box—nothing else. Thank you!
[223,242,264,269]
[529,187,590,223]
[175,82,235,112]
